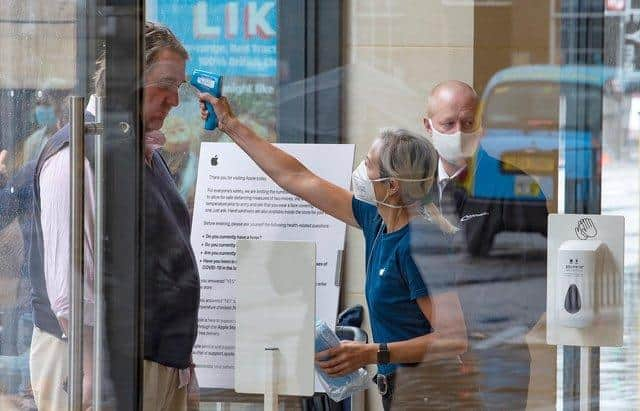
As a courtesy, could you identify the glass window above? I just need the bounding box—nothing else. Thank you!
[148,0,279,210]
[486,83,562,130]
[3,1,640,410]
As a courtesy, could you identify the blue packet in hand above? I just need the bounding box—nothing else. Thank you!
[315,321,369,402]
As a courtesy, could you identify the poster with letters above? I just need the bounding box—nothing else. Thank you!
[153,0,277,77]
[190,142,355,389]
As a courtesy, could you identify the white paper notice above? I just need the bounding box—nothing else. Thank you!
[190,142,355,389]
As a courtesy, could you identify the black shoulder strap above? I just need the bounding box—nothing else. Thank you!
[154,150,173,176]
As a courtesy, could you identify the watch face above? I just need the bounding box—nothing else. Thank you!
[378,344,390,364]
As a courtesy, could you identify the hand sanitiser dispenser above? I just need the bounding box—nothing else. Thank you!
[547,214,624,348]
[557,240,605,328]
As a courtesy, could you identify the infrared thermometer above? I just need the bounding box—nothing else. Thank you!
[190,69,223,130]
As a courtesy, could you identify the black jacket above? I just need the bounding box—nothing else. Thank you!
[404,150,550,410]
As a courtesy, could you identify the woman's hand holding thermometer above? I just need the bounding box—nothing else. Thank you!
[190,69,223,130]
[198,92,237,133]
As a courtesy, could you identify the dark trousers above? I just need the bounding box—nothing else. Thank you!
[386,357,481,411]
[1,308,33,396]
[16,311,33,396]
[384,349,533,410]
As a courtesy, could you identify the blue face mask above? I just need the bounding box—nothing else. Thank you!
[35,105,57,127]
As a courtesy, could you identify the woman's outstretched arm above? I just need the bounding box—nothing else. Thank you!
[200,93,359,228]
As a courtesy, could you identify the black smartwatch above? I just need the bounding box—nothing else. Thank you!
[377,343,390,364]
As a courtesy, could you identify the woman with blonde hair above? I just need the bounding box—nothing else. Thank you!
[199,94,466,410]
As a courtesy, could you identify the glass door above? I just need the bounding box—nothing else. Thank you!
[0,1,145,410]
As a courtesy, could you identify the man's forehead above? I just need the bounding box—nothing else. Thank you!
[432,100,477,117]
[430,93,477,118]
[147,50,186,78]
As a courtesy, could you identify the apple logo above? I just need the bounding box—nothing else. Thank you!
[211,155,218,166]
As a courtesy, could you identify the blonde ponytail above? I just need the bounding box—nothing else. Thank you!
[422,203,459,235]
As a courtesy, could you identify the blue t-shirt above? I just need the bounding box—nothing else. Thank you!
[352,197,432,375]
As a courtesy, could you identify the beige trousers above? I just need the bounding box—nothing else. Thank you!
[143,360,188,411]
[30,327,187,411]
[30,326,68,411]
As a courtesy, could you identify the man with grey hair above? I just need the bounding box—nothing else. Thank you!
[29,21,199,410]
[395,80,551,409]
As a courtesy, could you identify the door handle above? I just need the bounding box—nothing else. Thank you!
[69,95,85,411]
[68,96,104,411]
[93,96,105,411]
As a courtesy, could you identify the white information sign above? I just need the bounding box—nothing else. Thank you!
[190,142,355,389]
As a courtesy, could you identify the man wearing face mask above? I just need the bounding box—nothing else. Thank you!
[22,91,66,163]
[396,80,552,410]
[423,80,499,256]
[423,80,547,255]
[0,89,66,409]
[425,81,482,178]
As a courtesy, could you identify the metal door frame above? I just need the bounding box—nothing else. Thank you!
[71,1,145,409]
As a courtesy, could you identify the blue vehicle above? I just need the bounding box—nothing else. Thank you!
[461,65,614,255]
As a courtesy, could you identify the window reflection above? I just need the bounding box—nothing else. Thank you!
[2,0,640,410]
